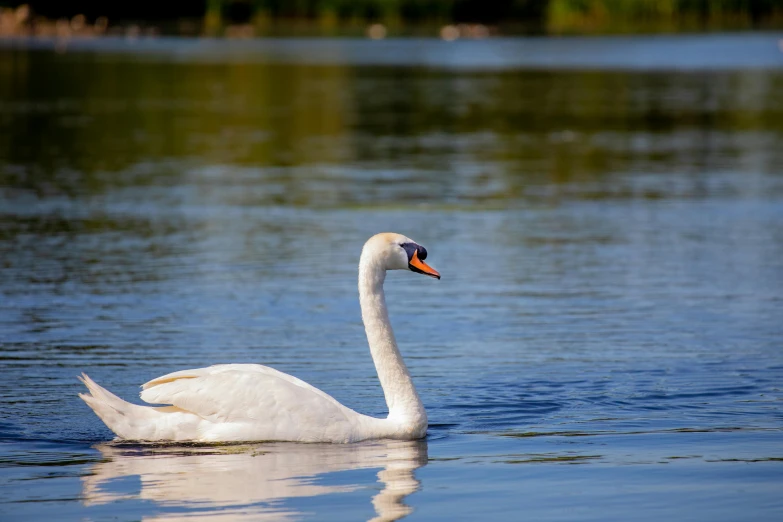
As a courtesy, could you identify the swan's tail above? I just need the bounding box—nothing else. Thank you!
[78,373,168,440]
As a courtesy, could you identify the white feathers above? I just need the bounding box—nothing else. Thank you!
[139,365,358,442]
[78,233,433,443]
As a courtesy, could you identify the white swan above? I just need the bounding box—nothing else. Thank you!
[79,232,440,443]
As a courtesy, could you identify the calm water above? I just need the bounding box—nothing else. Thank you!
[1,35,783,521]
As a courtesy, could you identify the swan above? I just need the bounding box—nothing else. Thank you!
[79,232,440,443]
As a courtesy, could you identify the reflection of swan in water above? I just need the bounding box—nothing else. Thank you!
[79,233,440,443]
[82,439,428,521]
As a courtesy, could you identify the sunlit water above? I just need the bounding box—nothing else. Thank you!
[1,35,782,521]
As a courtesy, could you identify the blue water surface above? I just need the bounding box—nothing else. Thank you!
[1,34,782,521]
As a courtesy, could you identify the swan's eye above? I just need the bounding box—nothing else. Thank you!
[400,242,417,261]
[400,242,428,261]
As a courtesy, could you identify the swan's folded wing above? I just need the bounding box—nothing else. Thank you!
[139,365,351,427]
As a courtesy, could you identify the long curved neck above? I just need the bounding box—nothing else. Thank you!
[359,254,426,423]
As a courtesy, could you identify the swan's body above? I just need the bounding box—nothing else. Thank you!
[79,233,440,443]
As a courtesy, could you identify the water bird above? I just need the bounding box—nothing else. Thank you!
[79,233,440,443]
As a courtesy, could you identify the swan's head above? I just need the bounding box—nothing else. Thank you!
[363,233,440,279]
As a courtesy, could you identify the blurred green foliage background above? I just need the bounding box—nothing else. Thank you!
[1,0,781,36]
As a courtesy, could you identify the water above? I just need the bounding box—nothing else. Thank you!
[1,35,782,521]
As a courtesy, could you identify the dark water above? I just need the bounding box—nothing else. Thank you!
[1,35,782,521]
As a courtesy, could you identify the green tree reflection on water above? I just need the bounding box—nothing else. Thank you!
[1,45,782,211]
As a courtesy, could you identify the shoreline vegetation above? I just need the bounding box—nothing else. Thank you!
[1,1,782,40]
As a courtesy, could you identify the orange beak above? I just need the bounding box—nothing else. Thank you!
[409,250,440,279]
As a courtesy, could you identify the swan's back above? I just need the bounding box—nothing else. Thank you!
[81,365,376,443]
[149,365,372,442]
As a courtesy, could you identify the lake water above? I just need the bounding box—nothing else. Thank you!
[1,34,782,521]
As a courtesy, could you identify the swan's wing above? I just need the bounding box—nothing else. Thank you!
[139,364,353,428]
